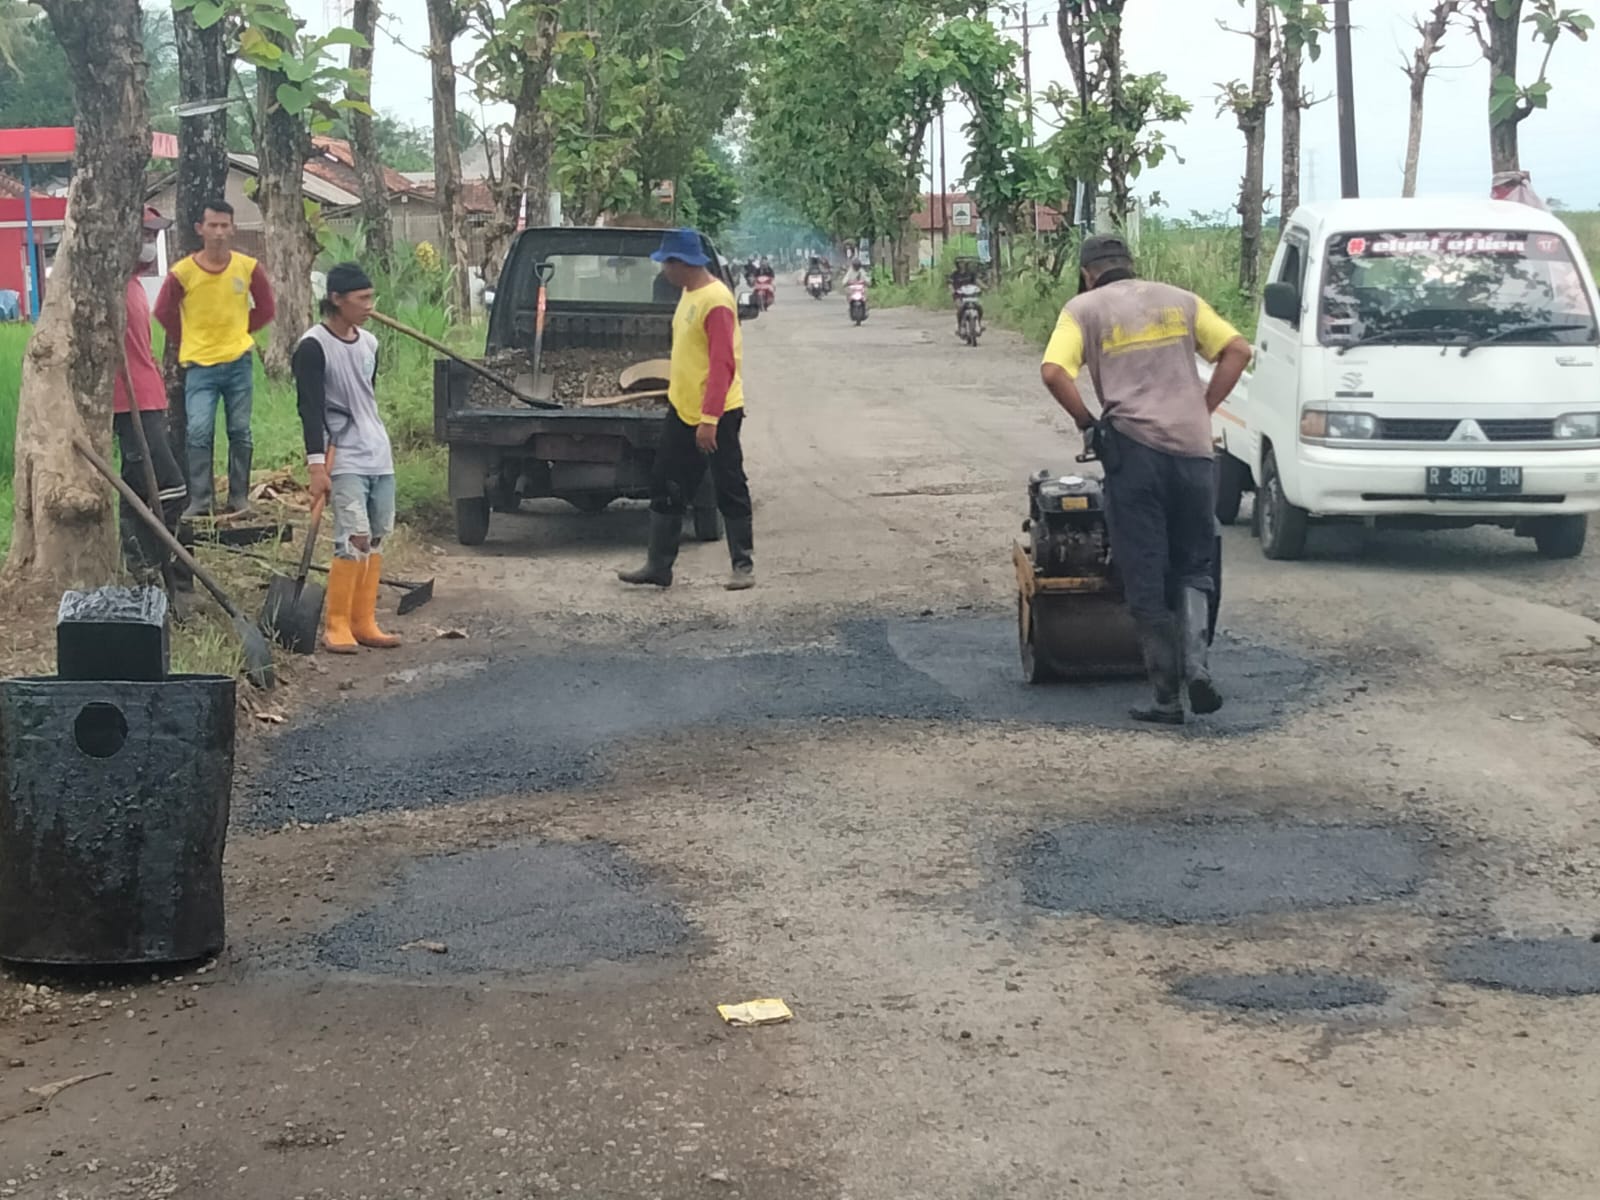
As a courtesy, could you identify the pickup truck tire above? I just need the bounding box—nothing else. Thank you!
[1258,449,1309,561]
[454,496,491,547]
[1532,514,1587,559]
[1215,453,1249,525]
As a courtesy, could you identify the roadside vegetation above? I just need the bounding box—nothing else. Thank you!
[878,212,1600,351]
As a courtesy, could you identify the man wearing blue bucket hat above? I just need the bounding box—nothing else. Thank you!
[618,227,755,590]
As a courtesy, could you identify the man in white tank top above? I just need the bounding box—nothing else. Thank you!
[292,262,401,654]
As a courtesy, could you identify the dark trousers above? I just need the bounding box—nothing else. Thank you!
[1102,432,1216,623]
[114,409,187,571]
[651,409,752,520]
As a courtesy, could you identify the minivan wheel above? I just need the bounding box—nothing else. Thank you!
[1532,514,1587,559]
[1258,449,1309,561]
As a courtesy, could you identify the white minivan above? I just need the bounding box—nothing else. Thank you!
[1213,197,1600,559]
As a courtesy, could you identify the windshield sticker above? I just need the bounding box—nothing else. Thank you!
[1346,234,1533,257]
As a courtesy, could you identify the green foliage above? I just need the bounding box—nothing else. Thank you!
[678,145,740,237]
[1486,0,1593,124]
[173,0,371,135]
[0,8,180,134]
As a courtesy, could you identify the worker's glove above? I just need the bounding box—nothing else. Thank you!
[1076,422,1100,463]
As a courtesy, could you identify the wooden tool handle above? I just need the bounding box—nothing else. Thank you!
[297,446,333,579]
[368,309,560,410]
[73,436,247,622]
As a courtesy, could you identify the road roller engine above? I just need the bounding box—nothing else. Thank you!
[1014,470,1144,682]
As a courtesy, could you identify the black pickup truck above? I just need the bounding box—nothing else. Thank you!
[433,225,752,546]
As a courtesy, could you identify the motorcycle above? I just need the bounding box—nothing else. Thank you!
[955,282,984,347]
[846,279,868,325]
[753,272,776,311]
[805,270,826,300]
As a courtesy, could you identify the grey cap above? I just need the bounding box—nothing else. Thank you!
[1080,233,1132,268]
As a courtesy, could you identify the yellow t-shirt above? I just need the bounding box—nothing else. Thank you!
[169,252,261,367]
[668,279,745,426]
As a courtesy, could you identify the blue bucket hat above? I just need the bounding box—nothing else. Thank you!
[650,228,710,267]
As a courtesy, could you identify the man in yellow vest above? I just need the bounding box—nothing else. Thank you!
[155,198,276,515]
[618,227,754,590]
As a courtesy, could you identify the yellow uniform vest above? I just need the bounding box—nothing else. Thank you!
[668,280,744,425]
[170,252,259,367]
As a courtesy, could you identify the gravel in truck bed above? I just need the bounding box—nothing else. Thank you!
[466,348,670,411]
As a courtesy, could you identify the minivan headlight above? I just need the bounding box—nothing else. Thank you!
[1553,412,1600,440]
[1301,408,1379,440]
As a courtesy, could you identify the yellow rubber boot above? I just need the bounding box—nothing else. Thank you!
[322,556,361,655]
[352,552,402,648]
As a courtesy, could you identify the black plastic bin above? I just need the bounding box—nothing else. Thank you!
[0,675,236,965]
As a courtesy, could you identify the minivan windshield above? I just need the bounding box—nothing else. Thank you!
[1319,230,1599,350]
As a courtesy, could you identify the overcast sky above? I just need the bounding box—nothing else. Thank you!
[292,0,1600,215]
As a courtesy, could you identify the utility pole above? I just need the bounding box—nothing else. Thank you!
[938,101,949,260]
[998,0,1049,233]
[1333,0,1360,198]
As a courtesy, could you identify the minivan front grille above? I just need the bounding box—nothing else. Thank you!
[1379,418,1456,441]
[1377,417,1558,442]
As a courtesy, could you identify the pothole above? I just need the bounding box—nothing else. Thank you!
[316,841,692,978]
[1172,971,1389,1013]
[1440,936,1600,997]
[1021,819,1429,924]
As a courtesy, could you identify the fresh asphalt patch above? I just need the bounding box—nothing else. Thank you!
[1171,970,1390,1013]
[1019,817,1430,924]
[1440,936,1600,997]
[315,840,693,980]
[241,616,1319,827]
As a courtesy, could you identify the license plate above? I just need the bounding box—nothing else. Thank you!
[1425,466,1523,496]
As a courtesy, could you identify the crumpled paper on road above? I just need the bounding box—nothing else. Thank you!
[716,998,793,1026]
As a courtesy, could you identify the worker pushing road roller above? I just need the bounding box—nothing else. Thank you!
[1030,234,1254,726]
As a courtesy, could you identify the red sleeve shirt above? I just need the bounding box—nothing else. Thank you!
[701,306,737,422]
[246,261,276,333]
[152,271,183,346]
[114,278,168,414]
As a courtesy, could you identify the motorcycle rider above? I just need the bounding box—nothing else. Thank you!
[743,255,760,286]
[843,260,869,287]
[948,259,982,335]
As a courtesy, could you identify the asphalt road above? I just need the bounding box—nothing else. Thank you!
[4,286,1600,1199]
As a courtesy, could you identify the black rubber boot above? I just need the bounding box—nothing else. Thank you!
[724,516,755,591]
[226,440,253,514]
[1131,614,1185,726]
[1182,587,1224,715]
[618,511,683,587]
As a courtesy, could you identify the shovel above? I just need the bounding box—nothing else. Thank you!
[259,482,329,654]
[75,436,276,689]
[527,260,558,403]
[366,309,560,410]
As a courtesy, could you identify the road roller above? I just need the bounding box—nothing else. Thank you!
[1015,468,1222,684]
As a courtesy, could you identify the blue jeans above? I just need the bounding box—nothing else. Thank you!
[184,351,254,512]
[330,473,396,559]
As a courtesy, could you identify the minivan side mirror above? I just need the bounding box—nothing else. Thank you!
[737,291,760,321]
[1262,281,1300,324]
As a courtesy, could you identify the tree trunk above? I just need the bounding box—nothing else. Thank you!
[1403,74,1427,197]
[484,5,559,285]
[4,0,148,585]
[1236,0,1274,298]
[170,7,232,475]
[256,44,314,379]
[1485,0,1523,173]
[1279,37,1302,218]
[425,0,470,320]
[347,0,395,271]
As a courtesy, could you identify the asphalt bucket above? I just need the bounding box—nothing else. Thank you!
[0,675,236,965]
